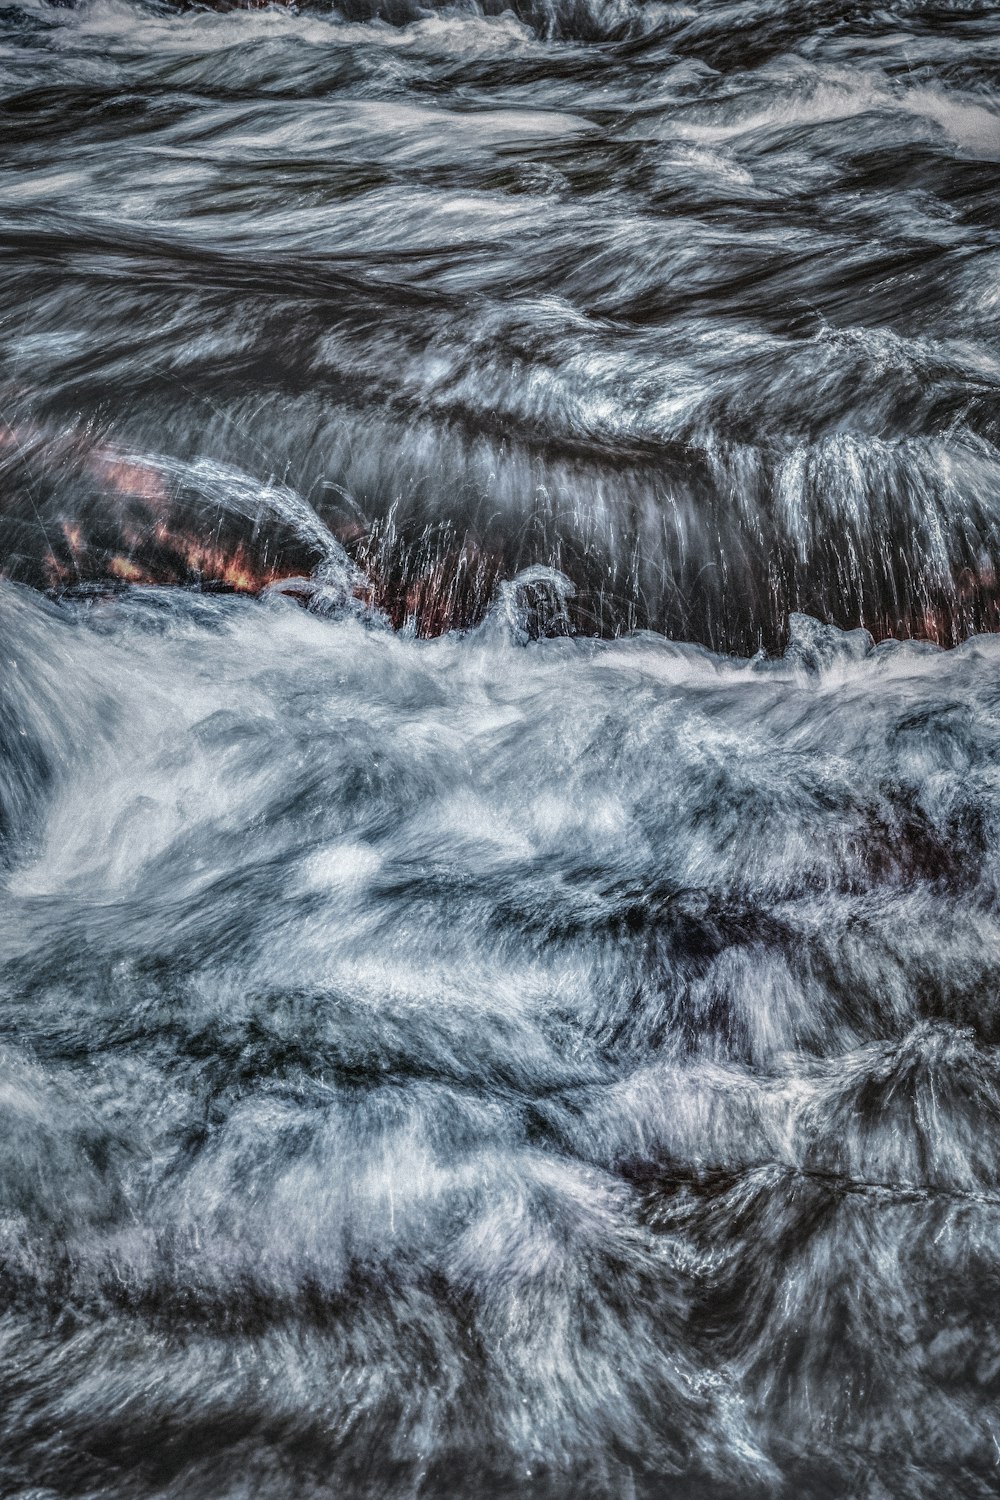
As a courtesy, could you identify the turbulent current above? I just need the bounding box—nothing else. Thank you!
[3,1,1000,1497]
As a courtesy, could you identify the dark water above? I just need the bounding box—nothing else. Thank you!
[3,0,1000,643]
[3,1,1000,1497]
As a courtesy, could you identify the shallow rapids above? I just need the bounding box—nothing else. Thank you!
[2,0,1000,644]
[5,581,1000,1497]
[3,0,1000,1496]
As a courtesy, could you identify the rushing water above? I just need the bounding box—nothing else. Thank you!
[3,1,1000,1497]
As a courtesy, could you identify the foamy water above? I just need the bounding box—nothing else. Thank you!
[2,1,1000,1496]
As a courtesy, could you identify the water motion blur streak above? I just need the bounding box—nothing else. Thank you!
[2,1,1000,1497]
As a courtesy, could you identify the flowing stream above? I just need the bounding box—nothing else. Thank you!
[2,2,1000,1496]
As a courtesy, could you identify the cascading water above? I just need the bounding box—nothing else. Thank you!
[2,2,1000,1497]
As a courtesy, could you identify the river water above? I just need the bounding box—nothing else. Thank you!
[2,2,1000,1497]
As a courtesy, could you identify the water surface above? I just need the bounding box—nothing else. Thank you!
[2,2,1000,1496]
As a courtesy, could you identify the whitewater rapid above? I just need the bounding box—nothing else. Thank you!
[2,0,1000,646]
[3,0,1000,1495]
[5,578,1000,1497]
